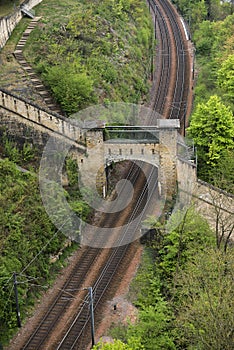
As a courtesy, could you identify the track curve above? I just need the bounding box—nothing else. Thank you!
[149,0,193,133]
[13,1,194,349]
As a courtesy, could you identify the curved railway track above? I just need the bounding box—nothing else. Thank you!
[18,161,158,349]
[149,0,192,133]
[55,163,158,350]
[11,1,193,349]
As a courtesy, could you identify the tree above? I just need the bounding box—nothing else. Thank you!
[173,248,234,349]
[187,95,234,172]
[157,207,215,283]
[205,0,224,20]
[217,55,234,104]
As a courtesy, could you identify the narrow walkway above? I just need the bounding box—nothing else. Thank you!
[13,17,63,115]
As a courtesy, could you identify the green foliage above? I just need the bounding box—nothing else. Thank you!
[65,157,80,188]
[24,0,153,115]
[2,135,35,165]
[192,13,234,108]
[44,62,97,114]
[127,304,176,350]
[208,149,234,193]
[173,248,234,349]
[0,158,82,343]
[157,208,215,283]
[93,339,135,349]
[172,0,233,30]
[188,95,234,172]
[129,250,162,309]
[127,249,176,349]
[217,54,234,104]
[187,11,234,185]
[124,208,217,349]
[193,20,216,56]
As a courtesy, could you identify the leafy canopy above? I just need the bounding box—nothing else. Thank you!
[188,95,234,165]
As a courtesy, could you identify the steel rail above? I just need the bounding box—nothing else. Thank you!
[56,163,158,349]
[21,161,147,349]
[148,0,172,116]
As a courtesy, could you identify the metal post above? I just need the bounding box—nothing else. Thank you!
[13,272,21,328]
[88,287,95,347]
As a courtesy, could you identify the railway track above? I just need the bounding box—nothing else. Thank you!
[18,161,158,349]
[148,0,193,133]
[11,1,194,349]
[55,163,158,350]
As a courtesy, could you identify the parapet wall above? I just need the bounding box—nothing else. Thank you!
[177,157,197,206]
[194,179,234,239]
[0,0,42,49]
[0,88,84,146]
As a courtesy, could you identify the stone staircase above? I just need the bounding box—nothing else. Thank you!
[14,17,63,115]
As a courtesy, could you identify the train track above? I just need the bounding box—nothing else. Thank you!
[18,161,157,349]
[148,0,193,133]
[12,1,193,349]
[55,163,158,350]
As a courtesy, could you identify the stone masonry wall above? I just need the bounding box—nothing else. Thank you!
[0,0,42,49]
[0,89,199,202]
[177,158,234,241]
[0,89,85,149]
[194,179,234,240]
[105,142,160,167]
[158,120,180,198]
[177,157,197,206]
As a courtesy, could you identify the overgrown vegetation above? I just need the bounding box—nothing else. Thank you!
[173,0,234,188]
[103,208,234,349]
[0,139,92,343]
[0,133,38,167]
[24,0,153,115]
[0,0,153,344]
[0,158,65,342]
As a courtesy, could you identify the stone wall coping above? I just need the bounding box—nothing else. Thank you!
[0,87,79,128]
[197,178,234,199]
[157,119,180,129]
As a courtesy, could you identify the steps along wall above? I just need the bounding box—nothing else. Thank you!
[13,17,63,115]
[0,0,42,49]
